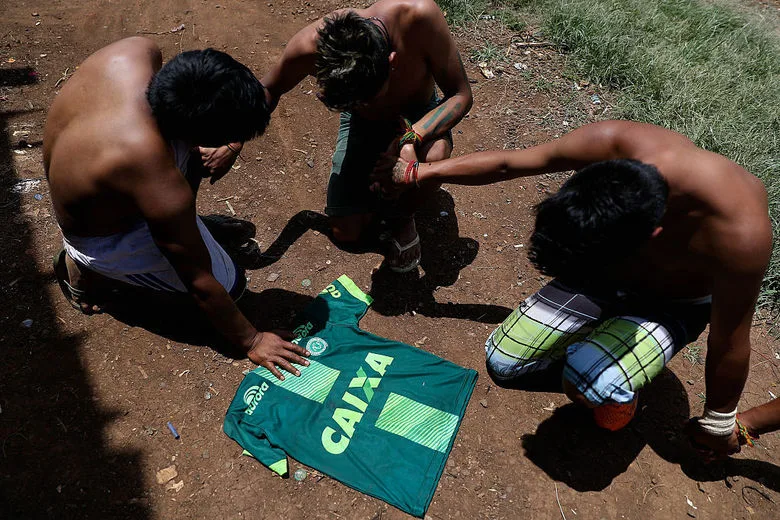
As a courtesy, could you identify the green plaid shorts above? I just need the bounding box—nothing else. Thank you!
[485,280,711,405]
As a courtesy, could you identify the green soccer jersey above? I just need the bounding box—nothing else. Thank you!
[223,275,477,517]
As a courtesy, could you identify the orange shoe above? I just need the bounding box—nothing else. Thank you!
[593,396,638,431]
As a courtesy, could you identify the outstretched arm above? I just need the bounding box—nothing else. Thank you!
[374,120,635,188]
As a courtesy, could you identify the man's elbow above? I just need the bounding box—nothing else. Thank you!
[461,90,474,114]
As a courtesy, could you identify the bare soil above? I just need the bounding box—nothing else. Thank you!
[1,1,778,519]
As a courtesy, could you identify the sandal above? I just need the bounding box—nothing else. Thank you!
[52,249,103,314]
[387,234,421,273]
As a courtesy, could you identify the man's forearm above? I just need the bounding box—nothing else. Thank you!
[418,148,561,187]
[413,93,471,143]
[704,338,750,412]
[188,273,257,352]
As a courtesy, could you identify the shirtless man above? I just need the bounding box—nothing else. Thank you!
[45,37,309,379]
[259,0,472,271]
[374,120,772,458]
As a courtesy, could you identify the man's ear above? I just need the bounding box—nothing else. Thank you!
[650,226,663,239]
[388,51,397,67]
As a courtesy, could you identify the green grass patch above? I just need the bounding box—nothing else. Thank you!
[540,0,780,308]
[440,0,780,308]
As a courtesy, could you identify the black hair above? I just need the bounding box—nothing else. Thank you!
[315,11,392,111]
[146,49,269,146]
[529,159,669,282]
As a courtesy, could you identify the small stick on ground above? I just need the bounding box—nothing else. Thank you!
[642,484,666,504]
[292,149,308,155]
[54,68,71,88]
[513,41,556,48]
[137,24,186,36]
[554,482,567,520]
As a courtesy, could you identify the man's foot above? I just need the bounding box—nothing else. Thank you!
[201,214,256,246]
[201,215,263,268]
[593,395,638,431]
[53,249,104,314]
[385,216,421,273]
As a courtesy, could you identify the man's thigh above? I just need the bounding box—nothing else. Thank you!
[563,299,710,405]
[326,112,394,218]
[485,280,605,381]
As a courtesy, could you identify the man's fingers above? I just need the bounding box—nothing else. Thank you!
[281,350,310,367]
[274,357,301,377]
[281,340,310,359]
[264,361,285,381]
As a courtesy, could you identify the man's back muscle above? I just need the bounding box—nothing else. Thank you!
[44,37,169,237]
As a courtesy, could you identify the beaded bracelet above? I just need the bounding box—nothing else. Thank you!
[399,118,422,147]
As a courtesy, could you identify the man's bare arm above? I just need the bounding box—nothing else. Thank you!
[388,120,627,186]
[261,23,319,111]
[125,147,309,378]
[706,218,772,412]
[409,1,472,142]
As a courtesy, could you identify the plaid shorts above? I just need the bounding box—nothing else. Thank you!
[485,280,711,405]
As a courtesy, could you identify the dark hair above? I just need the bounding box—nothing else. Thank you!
[315,11,391,111]
[529,159,669,282]
[146,49,269,146]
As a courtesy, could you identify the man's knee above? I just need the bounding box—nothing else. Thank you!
[485,329,558,382]
[329,215,369,243]
[563,378,599,409]
[419,138,452,163]
[562,345,637,408]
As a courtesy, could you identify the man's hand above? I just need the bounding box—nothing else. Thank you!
[685,418,741,462]
[198,143,242,184]
[247,330,311,380]
[370,153,413,196]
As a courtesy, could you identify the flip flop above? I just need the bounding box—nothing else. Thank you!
[52,249,103,314]
[387,234,421,273]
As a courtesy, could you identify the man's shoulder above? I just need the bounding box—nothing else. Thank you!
[96,126,179,186]
[375,0,442,24]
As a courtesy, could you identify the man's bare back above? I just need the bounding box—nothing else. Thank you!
[591,122,769,299]
[262,0,465,120]
[45,37,173,237]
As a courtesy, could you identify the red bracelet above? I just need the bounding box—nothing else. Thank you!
[404,161,415,185]
[404,161,420,186]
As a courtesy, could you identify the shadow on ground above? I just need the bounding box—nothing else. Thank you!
[244,191,512,324]
[369,189,512,323]
[0,69,149,519]
[106,287,317,359]
[517,367,780,494]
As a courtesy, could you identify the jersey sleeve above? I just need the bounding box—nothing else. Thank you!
[223,414,289,476]
[302,275,373,326]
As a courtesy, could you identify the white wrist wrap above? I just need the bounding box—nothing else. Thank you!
[697,407,737,436]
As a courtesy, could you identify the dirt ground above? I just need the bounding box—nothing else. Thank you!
[1,1,779,519]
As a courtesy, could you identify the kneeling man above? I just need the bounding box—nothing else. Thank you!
[260,0,472,271]
[44,37,308,378]
[375,121,772,457]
